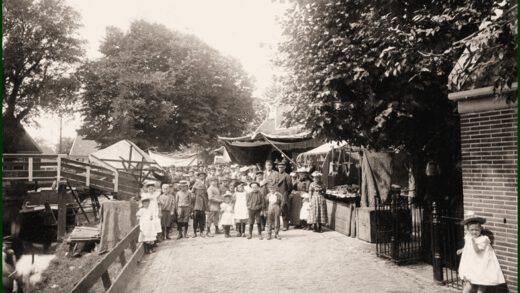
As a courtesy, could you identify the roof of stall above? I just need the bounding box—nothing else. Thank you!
[89,140,161,171]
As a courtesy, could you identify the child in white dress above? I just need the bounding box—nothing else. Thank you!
[136,197,156,254]
[457,212,505,293]
[233,182,248,237]
[220,192,235,238]
[300,192,311,230]
[141,181,162,243]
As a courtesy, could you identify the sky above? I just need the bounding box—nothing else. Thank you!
[26,0,289,149]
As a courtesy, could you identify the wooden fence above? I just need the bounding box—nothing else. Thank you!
[2,154,140,200]
[70,225,143,293]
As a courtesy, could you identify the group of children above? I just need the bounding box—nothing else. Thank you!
[135,160,330,253]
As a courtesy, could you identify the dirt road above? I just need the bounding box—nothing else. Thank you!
[126,228,452,293]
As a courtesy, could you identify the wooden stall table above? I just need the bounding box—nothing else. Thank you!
[325,195,359,237]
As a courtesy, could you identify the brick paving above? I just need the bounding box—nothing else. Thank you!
[126,228,454,293]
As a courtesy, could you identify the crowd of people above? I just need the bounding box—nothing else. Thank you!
[135,158,329,254]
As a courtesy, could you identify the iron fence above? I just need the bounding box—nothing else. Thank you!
[375,190,423,265]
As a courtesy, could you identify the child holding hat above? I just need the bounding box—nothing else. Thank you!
[457,212,505,293]
[220,191,235,238]
[308,171,328,233]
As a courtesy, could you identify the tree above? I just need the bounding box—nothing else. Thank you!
[278,0,516,197]
[55,136,74,154]
[2,0,84,123]
[79,21,255,151]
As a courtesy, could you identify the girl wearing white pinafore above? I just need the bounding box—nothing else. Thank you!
[458,217,505,293]
[233,183,248,237]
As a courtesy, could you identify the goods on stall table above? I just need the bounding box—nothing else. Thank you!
[326,184,359,199]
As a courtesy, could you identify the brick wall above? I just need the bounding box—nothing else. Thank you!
[460,107,517,292]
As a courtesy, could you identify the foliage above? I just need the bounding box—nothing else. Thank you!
[79,21,255,151]
[278,0,517,157]
[55,136,74,154]
[2,0,84,123]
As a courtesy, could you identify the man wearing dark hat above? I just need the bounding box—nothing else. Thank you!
[274,158,293,231]
[246,181,266,240]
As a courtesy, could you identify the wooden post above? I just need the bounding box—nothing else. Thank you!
[431,202,444,284]
[28,157,33,181]
[56,155,62,183]
[86,166,91,186]
[57,181,68,241]
[114,171,119,193]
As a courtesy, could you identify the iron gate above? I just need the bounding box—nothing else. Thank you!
[375,186,423,265]
[437,210,464,290]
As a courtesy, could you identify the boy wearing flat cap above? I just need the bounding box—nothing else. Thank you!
[191,172,209,237]
[175,181,192,239]
[246,181,266,240]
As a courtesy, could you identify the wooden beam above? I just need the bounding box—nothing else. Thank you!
[28,157,33,182]
[57,182,67,241]
[107,243,144,293]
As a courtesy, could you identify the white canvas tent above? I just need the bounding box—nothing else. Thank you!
[148,150,200,168]
[89,140,161,172]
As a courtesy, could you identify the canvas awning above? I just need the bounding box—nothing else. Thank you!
[148,150,200,167]
[218,131,322,165]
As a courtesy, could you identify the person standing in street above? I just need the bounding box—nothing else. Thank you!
[206,178,222,236]
[175,181,192,239]
[265,185,283,240]
[158,183,176,240]
[246,181,265,240]
[233,181,248,237]
[291,167,311,228]
[262,160,278,188]
[274,159,293,231]
[308,171,328,233]
[191,172,208,238]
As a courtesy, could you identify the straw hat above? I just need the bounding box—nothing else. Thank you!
[461,211,486,225]
[311,171,323,177]
[143,180,156,187]
[223,191,233,198]
[296,166,310,173]
[290,172,297,177]
[178,180,189,187]
[249,181,260,188]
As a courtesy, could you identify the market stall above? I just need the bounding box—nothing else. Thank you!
[297,142,415,242]
[297,142,361,238]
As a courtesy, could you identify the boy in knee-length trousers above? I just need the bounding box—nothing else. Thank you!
[191,172,208,238]
[266,185,283,240]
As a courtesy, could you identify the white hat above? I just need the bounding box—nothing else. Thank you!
[296,166,310,173]
[239,166,249,173]
[143,180,156,187]
[290,172,297,177]
[461,211,486,225]
[311,171,323,177]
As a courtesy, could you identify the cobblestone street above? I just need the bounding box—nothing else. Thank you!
[127,228,454,293]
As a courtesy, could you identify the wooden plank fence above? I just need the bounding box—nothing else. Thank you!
[70,225,144,293]
[2,154,140,200]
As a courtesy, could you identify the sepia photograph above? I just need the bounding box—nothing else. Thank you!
[2,0,517,292]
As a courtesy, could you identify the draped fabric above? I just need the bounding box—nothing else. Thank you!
[99,200,138,253]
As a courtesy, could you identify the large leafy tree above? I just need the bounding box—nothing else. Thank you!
[278,0,516,197]
[2,0,84,123]
[79,21,255,151]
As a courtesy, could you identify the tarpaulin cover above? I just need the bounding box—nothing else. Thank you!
[360,150,415,207]
[90,140,160,171]
[98,200,138,253]
[148,150,200,167]
[218,132,322,165]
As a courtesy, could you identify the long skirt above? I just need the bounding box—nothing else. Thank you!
[308,194,328,224]
[289,192,302,225]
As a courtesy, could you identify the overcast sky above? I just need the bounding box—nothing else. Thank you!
[26,0,289,149]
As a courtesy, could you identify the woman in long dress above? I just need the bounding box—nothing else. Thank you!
[290,168,311,228]
[307,171,328,233]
